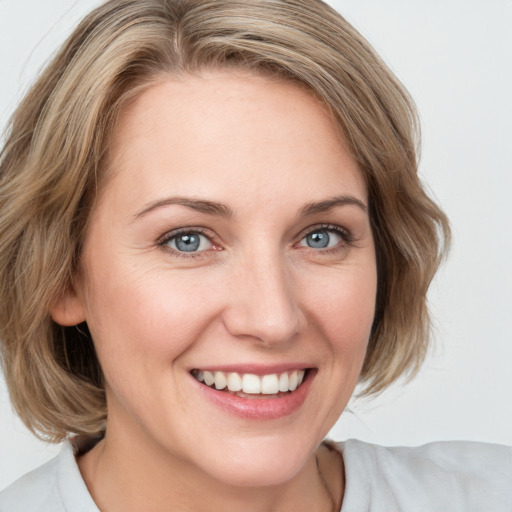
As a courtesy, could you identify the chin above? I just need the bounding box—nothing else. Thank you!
[193,433,317,488]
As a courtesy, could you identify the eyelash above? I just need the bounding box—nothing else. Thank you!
[296,224,355,253]
[158,224,354,258]
[158,227,218,260]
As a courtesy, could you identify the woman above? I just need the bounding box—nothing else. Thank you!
[0,0,510,510]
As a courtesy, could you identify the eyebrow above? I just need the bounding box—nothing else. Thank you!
[133,194,367,221]
[299,195,368,217]
[133,197,233,220]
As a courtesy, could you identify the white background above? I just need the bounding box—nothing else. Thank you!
[1,0,511,491]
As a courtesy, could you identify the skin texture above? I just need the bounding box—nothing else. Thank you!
[52,70,377,511]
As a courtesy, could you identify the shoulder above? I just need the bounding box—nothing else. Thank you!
[0,441,98,512]
[337,439,512,512]
[0,452,63,512]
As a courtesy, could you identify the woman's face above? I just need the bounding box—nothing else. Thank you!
[60,71,377,486]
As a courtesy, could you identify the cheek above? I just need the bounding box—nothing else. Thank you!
[300,263,377,431]
[80,260,218,374]
[306,264,377,355]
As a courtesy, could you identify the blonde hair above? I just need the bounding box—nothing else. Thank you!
[0,0,449,441]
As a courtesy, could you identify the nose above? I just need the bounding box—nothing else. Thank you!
[222,252,306,346]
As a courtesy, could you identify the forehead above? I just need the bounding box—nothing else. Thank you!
[99,70,366,216]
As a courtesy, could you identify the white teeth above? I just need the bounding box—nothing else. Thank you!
[289,370,298,391]
[203,370,215,386]
[193,369,307,394]
[261,374,279,394]
[227,372,243,392]
[214,371,227,390]
[278,372,289,392]
[242,374,261,394]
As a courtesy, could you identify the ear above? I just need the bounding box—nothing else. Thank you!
[50,285,87,326]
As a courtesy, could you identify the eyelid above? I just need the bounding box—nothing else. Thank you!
[158,226,210,245]
[297,223,353,243]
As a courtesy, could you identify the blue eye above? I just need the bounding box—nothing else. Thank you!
[166,232,212,252]
[299,228,343,249]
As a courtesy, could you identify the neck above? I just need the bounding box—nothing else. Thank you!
[77,429,342,512]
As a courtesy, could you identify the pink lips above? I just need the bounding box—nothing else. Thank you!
[191,366,315,420]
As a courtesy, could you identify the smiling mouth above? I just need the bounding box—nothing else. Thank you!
[191,369,309,397]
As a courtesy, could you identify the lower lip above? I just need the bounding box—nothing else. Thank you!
[193,370,315,420]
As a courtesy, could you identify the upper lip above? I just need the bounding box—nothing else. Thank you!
[189,363,313,375]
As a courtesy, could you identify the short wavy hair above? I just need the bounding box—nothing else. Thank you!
[0,0,449,441]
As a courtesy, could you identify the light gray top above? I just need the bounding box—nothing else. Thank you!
[1,439,510,511]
